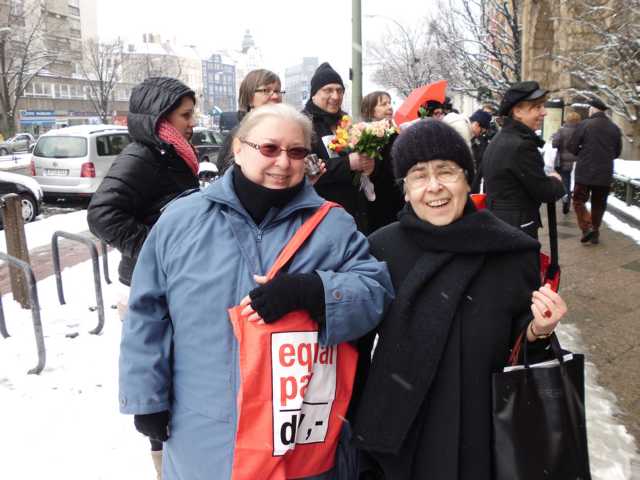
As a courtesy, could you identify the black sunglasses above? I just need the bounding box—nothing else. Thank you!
[240,139,310,160]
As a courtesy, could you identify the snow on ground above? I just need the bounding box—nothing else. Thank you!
[0,250,155,480]
[0,209,88,253]
[557,324,640,479]
[615,159,640,180]
[1,208,640,479]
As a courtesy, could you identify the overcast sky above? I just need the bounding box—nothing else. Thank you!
[97,0,431,94]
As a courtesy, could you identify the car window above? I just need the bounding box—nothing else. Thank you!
[34,136,87,158]
[212,132,223,144]
[193,130,213,145]
[96,133,131,156]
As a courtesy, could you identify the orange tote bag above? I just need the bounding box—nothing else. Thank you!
[228,202,359,480]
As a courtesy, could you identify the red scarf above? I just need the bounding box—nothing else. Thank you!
[156,119,199,175]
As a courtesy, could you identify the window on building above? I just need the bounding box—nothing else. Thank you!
[10,0,24,16]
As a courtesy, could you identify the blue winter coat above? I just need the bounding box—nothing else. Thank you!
[119,168,394,479]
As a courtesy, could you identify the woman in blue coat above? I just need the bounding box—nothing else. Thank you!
[119,103,394,479]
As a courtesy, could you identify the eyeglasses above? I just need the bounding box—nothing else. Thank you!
[404,164,464,189]
[240,139,310,160]
[255,88,286,96]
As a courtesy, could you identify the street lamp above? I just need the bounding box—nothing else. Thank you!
[0,27,13,137]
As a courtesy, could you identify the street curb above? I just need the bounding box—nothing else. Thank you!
[607,202,640,230]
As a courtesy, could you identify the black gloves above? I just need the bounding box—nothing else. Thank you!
[249,273,325,324]
[134,411,170,442]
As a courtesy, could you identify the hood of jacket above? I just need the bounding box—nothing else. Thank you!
[127,77,195,148]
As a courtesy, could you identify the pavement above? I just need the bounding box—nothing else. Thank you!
[539,204,640,450]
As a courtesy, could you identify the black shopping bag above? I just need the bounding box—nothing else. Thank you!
[492,333,591,480]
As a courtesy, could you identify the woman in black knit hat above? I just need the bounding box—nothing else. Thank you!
[302,62,374,233]
[351,119,568,480]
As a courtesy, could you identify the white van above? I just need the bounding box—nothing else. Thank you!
[31,125,130,200]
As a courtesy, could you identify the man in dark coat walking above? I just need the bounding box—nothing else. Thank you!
[469,109,492,189]
[481,81,565,239]
[567,97,622,244]
[302,62,373,233]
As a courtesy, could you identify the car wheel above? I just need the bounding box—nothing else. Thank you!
[0,148,8,156]
[20,194,37,223]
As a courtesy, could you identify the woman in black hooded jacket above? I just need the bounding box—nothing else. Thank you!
[87,76,199,479]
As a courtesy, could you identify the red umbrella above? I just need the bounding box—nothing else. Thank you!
[394,80,448,126]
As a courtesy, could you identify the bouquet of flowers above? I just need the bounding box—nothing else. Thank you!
[328,115,398,201]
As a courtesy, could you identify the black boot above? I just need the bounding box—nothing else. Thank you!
[580,229,594,243]
[590,231,600,244]
[562,201,570,214]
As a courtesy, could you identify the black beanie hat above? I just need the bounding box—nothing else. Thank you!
[392,119,475,182]
[310,62,344,97]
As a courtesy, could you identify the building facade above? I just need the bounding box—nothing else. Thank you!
[202,53,236,114]
[519,0,639,159]
[284,57,319,109]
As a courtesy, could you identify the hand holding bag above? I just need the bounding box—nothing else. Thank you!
[492,333,591,480]
[228,202,359,480]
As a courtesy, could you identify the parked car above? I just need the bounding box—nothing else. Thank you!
[191,127,223,164]
[0,171,43,226]
[30,125,130,201]
[0,133,36,156]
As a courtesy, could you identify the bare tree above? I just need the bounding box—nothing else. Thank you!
[552,0,640,124]
[430,0,522,101]
[367,19,462,97]
[78,38,123,123]
[0,0,59,137]
[121,48,184,85]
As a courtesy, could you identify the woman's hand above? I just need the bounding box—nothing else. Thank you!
[360,155,375,176]
[240,273,325,325]
[527,283,567,341]
[240,274,268,324]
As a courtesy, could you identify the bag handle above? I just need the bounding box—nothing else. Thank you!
[266,201,340,281]
[508,329,565,367]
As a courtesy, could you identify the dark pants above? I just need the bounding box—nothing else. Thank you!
[560,170,572,205]
[573,183,610,233]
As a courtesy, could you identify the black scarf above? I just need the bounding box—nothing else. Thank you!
[303,99,345,133]
[232,164,304,225]
[353,200,538,454]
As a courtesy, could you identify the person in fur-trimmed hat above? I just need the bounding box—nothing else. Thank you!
[302,62,374,233]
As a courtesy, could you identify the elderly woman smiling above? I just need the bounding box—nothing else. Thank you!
[352,119,567,480]
[118,103,393,479]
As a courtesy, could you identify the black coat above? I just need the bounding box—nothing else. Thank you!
[352,205,543,479]
[567,111,622,186]
[471,131,490,171]
[302,101,370,233]
[481,118,565,238]
[87,78,198,285]
[368,134,404,232]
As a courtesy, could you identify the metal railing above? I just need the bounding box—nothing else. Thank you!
[613,173,640,206]
[51,231,105,335]
[0,252,46,375]
[100,240,112,285]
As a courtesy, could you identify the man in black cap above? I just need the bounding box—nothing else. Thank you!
[567,97,622,244]
[302,62,374,233]
[480,81,565,239]
[469,109,492,174]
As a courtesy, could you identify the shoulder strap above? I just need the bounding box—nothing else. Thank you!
[266,201,340,280]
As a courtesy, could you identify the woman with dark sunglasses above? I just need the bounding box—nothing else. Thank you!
[118,103,394,479]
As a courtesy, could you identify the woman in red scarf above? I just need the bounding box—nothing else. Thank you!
[87,77,200,479]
